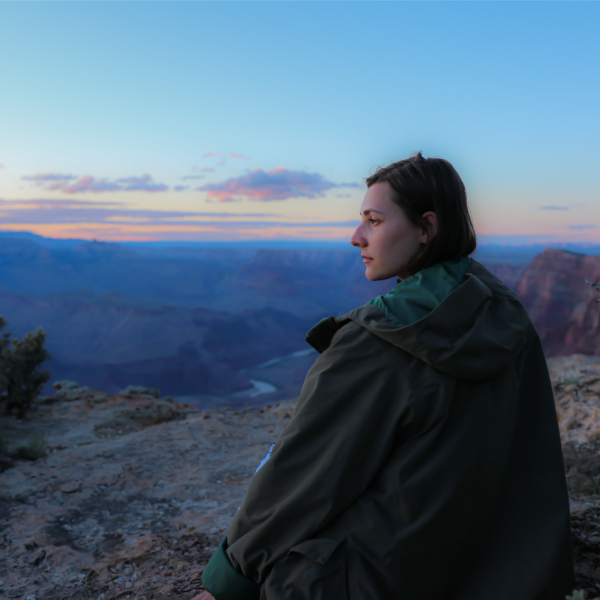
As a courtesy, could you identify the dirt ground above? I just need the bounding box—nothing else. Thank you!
[1,355,600,599]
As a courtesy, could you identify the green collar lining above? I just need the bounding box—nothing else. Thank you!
[366,256,472,328]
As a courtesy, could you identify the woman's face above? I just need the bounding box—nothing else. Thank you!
[350,182,436,281]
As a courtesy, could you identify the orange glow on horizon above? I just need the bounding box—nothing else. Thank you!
[0,219,598,244]
[0,222,358,243]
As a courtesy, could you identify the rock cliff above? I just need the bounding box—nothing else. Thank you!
[517,249,600,356]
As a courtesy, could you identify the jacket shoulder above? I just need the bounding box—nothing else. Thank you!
[469,258,522,302]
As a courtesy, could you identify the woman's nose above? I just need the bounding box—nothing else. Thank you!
[350,226,365,248]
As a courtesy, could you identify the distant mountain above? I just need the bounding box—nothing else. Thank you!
[516,249,600,356]
[3,232,564,398]
[0,236,394,318]
[0,288,314,395]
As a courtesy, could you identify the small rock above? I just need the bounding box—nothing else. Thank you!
[119,385,161,398]
[53,380,80,391]
[59,481,82,494]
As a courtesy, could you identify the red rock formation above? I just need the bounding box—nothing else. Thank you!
[516,249,600,356]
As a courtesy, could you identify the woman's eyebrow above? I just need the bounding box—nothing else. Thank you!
[361,208,385,216]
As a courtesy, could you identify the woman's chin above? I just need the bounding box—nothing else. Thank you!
[365,266,397,282]
[364,268,384,282]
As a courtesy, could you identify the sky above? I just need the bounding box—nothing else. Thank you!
[0,2,599,245]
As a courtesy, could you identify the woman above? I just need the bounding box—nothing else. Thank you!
[194,153,574,599]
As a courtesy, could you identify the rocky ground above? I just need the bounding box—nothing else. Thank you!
[0,383,293,600]
[0,356,599,600]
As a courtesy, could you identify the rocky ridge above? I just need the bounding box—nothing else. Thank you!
[1,356,600,599]
[517,249,600,357]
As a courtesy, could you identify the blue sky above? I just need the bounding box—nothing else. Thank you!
[0,2,598,244]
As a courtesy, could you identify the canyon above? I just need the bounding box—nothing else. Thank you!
[1,233,600,406]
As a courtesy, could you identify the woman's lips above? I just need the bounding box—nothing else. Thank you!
[362,255,373,263]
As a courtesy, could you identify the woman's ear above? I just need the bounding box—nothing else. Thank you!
[420,212,438,243]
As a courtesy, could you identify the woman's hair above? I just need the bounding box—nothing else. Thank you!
[365,151,477,274]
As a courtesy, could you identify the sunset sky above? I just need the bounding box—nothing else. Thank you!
[0,2,599,245]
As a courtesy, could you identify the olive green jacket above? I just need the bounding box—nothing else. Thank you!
[203,258,574,599]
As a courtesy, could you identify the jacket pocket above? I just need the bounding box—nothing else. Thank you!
[262,538,347,600]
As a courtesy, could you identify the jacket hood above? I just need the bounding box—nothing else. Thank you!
[306,259,531,381]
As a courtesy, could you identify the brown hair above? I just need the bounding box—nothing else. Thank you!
[365,151,477,275]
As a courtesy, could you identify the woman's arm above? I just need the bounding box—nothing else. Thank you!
[222,321,413,586]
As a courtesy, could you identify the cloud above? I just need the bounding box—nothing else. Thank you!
[203,152,215,158]
[182,175,205,180]
[0,197,279,226]
[569,225,596,230]
[539,205,570,210]
[22,173,77,182]
[23,173,169,193]
[230,153,250,159]
[0,198,121,209]
[60,176,124,194]
[115,174,168,192]
[198,167,360,202]
[0,163,4,169]
[201,167,214,173]
[173,185,189,192]
[217,159,227,166]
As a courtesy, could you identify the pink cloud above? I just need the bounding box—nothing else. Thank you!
[198,167,359,202]
[230,153,250,159]
[0,163,4,169]
[201,167,215,173]
[203,152,215,158]
[60,176,122,194]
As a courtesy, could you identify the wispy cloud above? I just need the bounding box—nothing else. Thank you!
[230,153,250,159]
[22,173,169,194]
[217,158,227,167]
[22,173,77,182]
[198,167,360,202]
[114,174,168,192]
[0,198,278,226]
[173,185,189,192]
[569,225,596,230]
[0,163,5,169]
[203,152,216,158]
[0,196,364,242]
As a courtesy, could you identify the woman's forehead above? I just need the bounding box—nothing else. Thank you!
[361,182,397,215]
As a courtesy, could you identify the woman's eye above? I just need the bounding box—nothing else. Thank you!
[368,218,379,225]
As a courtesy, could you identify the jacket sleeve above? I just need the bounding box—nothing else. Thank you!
[223,320,414,586]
